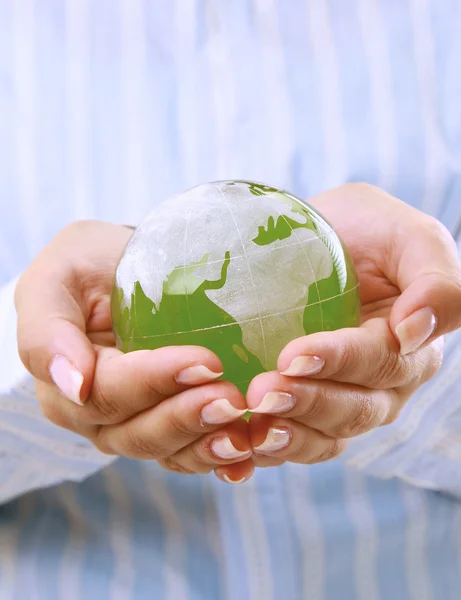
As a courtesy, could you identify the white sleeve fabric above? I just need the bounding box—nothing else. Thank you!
[0,277,115,505]
[344,326,461,499]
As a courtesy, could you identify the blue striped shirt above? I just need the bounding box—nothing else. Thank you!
[1,1,461,598]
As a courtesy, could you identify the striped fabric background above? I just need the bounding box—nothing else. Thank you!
[1,1,461,598]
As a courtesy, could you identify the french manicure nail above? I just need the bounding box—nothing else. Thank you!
[222,474,247,484]
[251,391,296,414]
[49,355,84,406]
[254,427,291,454]
[395,307,437,355]
[281,355,324,377]
[211,437,251,460]
[201,399,247,425]
[175,365,223,385]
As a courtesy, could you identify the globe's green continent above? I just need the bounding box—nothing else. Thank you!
[111,181,360,394]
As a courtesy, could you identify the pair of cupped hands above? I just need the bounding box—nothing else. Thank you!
[15,184,461,484]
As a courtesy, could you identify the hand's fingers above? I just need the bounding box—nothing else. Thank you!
[15,279,96,406]
[83,345,224,425]
[309,184,461,353]
[249,414,348,464]
[278,318,443,389]
[162,419,252,474]
[14,221,133,404]
[214,458,255,484]
[251,455,285,469]
[388,216,461,353]
[37,343,225,429]
[157,457,256,484]
[246,370,405,439]
[93,380,247,459]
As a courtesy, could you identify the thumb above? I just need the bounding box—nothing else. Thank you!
[15,269,96,405]
[389,218,461,355]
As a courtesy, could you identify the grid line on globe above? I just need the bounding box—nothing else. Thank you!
[111,180,361,394]
[182,205,194,334]
[121,286,359,340]
[271,198,326,334]
[215,183,270,371]
[115,236,333,276]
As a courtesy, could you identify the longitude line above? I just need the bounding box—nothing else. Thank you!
[183,207,194,329]
[214,184,269,369]
[269,193,325,331]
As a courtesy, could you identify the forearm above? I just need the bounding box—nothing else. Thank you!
[0,277,114,505]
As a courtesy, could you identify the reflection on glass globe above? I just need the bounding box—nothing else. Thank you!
[111,181,360,393]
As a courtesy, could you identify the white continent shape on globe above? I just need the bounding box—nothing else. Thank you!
[116,181,345,369]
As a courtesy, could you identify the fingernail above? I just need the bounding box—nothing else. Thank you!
[175,365,223,385]
[254,427,291,454]
[395,307,437,355]
[211,437,251,460]
[281,355,324,377]
[252,392,296,414]
[201,399,247,425]
[222,474,247,484]
[49,355,84,406]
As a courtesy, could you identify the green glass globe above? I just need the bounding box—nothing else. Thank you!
[111,181,360,393]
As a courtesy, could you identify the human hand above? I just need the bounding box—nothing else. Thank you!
[245,183,461,467]
[15,221,254,484]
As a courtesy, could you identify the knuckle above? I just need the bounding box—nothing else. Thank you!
[425,216,457,250]
[190,441,211,465]
[168,410,196,441]
[91,427,118,455]
[159,457,196,475]
[334,392,378,438]
[371,352,402,387]
[89,380,124,424]
[381,406,401,426]
[312,438,347,464]
[93,440,118,456]
[422,340,444,382]
[293,433,314,460]
[380,389,405,426]
[124,426,167,459]
[252,456,285,468]
[335,340,356,376]
[300,387,326,422]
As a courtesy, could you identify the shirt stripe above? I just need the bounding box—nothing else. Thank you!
[1,2,461,599]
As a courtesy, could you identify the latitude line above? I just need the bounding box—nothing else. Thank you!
[127,283,359,340]
[117,232,340,278]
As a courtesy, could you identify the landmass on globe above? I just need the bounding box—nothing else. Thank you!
[111,181,360,394]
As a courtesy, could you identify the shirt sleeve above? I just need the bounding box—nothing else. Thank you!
[344,325,461,499]
[0,276,115,505]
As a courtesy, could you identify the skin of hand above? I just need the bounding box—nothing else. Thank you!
[246,183,461,468]
[14,221,254,485]
[14,183,461,483]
